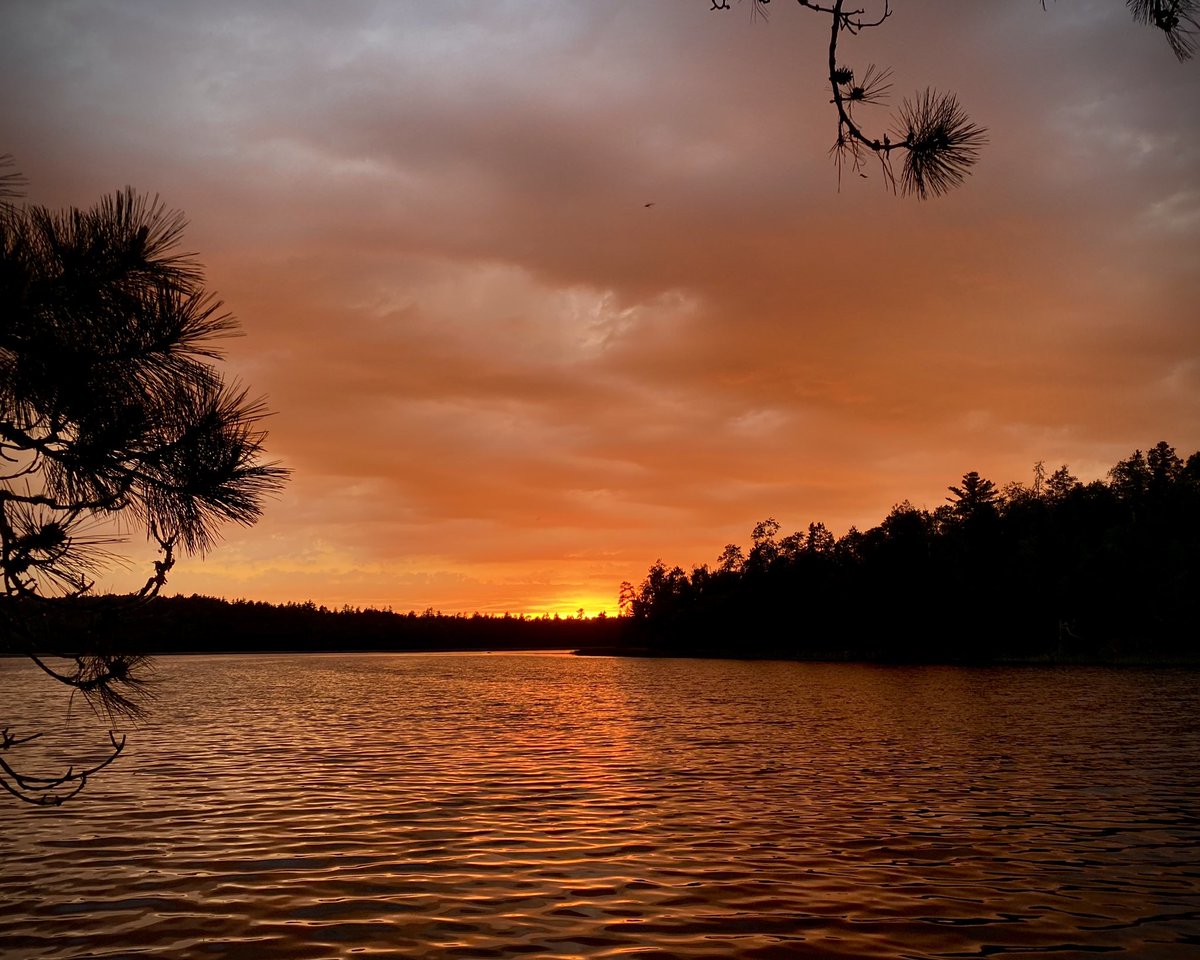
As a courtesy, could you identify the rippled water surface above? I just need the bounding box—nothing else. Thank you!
[2,653,1199,959]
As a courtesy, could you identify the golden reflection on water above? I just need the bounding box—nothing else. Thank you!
[2,653,1199,959]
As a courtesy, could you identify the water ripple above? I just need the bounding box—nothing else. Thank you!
[2,654,1199,958]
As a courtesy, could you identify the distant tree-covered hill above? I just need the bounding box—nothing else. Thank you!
[7,595,627,656]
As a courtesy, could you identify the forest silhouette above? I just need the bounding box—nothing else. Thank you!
[24,441,1199,666]
[19,595,623,657]
[623,442,1200,663]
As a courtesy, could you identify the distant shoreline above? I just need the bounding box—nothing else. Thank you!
[571,647,1200,667]
[9,648,1198,668]
[6,592,1198,668]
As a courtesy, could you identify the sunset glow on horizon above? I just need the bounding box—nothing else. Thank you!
[3,2,1197,616]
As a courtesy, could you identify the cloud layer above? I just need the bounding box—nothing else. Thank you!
[4,1,1198,613]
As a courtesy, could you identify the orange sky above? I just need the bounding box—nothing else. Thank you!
[3,2,1198,616]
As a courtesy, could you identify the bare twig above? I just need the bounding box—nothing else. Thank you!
[0,728,126,806]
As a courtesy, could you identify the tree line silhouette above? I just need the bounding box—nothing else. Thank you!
[12,594,624,657]
[30,441,1199,666]
[623,442,1200,662]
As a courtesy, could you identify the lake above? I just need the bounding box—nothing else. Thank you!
[2,653,1198,959]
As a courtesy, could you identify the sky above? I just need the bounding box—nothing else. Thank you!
[2,1,1198,616]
